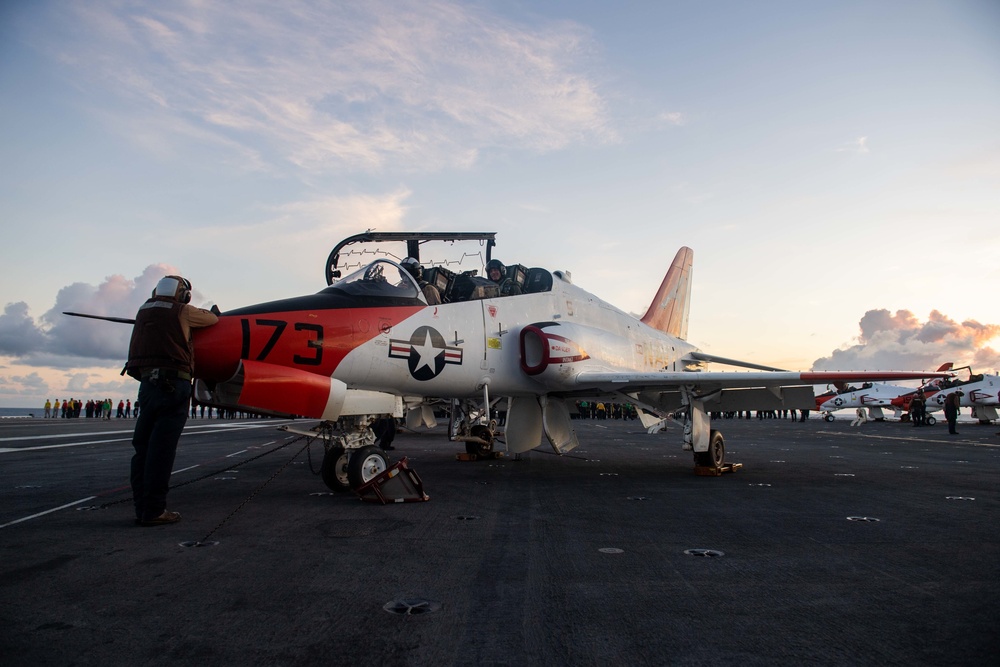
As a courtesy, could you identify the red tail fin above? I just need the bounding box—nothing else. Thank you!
[640,247,693,339]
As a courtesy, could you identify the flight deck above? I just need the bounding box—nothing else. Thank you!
[1,416,997,665]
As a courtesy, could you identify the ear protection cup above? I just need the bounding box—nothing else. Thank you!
[178,277,192,304]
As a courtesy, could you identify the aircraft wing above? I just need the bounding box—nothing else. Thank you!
[574,370,944,391]
[570,370,951,413]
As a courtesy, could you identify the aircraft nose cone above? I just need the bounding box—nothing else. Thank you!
[191,316,243,382]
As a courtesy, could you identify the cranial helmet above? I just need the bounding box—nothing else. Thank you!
[400,257,422,280]
[486,259,505,277]
[153,275,192,303]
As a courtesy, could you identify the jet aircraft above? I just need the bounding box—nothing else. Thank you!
[68,232,951,491]
[925,371,1000,423]
[817,363,954,421]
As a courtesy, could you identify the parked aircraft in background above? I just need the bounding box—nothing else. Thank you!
[817,363,954,422]
[926,371,1000,423]
[819,382,914,421]
[67,232,952,491]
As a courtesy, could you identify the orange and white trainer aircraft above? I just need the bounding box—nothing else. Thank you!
[69,232,951,491]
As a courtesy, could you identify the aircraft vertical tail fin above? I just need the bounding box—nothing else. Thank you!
[640,246,693,339]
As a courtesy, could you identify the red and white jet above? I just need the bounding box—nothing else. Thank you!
[175,234,950,489]
[817,363,954,421]
[926,371,1000,422]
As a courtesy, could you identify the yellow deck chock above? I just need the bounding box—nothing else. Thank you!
[455,451,505,462]
[694,462,743,476]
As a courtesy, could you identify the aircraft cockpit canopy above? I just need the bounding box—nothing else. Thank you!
[322,259,421,301]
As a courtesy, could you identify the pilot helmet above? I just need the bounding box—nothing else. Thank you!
[485,259,505,279]
[400,257,422,280]
[153,275,192,303]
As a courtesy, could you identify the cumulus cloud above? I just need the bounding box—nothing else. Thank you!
[0,264,183,365]
[58,0,614,174]
[0,303,47,356]
[0,371,50,398]
[812,309,1000,372]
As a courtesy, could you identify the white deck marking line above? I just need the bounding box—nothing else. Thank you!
[819,431,1000,447]
[0,422,300,454]
[0,438,134,453]
[0,419,295,444]
[0,496,97,529]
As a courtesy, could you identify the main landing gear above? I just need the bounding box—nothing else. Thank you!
[459,421,498,457]
[693,429,726,468]
[283,418,390,492]
[449,395,503,458]
[679,390,734,473]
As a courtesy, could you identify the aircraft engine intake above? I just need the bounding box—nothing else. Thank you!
[519,323,590,386]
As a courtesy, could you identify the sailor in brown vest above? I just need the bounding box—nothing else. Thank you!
[126,275,218,526]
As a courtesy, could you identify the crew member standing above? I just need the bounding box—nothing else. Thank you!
[943,392,961,435]
[910,388,926,427]
[126,275,218,526]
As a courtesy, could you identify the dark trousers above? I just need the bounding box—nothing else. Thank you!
[130,378,191,521]
[945,408,958,434]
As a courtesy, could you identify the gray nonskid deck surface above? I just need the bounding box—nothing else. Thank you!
[1,416,997,665]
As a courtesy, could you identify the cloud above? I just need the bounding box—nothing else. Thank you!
[836,136,869,154]
[812,308,1000,372]
[0,303,47,356]
[58,0,614,174]
[658,111,685,126]
[0,265,181,365]
[0,371,49,399]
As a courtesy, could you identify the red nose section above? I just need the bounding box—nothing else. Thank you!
[191,316,244,382]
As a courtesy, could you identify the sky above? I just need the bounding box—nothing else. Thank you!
[1,0,999,408]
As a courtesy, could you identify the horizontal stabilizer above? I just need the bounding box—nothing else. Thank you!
[688,351,787,372]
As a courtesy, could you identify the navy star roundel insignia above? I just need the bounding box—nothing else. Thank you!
[389,326,463,381]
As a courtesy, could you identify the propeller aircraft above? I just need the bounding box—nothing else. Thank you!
[67,232,952,492]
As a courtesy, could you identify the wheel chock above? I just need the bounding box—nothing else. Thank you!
[355,457,430,504]
[455,451,505,462]
[694,462,743,476]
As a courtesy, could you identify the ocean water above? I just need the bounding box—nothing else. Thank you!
[0,407,42,418]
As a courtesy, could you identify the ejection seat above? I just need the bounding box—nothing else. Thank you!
[523,268,553,293]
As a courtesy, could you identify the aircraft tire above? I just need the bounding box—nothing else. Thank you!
[348,445,389,489]
[926,416,937,426]
[321,446,351,492]
[694,430,725,468]
[465,424,494,457]
[824,414,835,422]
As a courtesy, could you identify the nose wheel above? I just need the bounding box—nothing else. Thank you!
[321,446,352,492]
[348,445,389,488]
